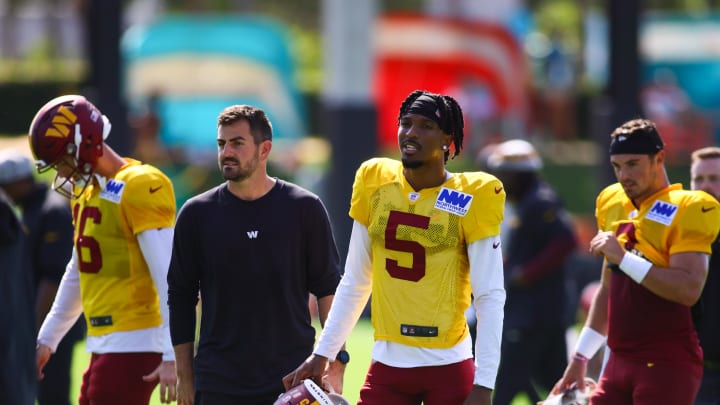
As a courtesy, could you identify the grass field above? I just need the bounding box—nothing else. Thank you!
[69,319,533,404]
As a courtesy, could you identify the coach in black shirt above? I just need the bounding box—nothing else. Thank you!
[168,105,344,404]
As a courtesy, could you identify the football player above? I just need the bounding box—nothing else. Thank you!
[552,119,720,404]
[30,95,178,404]
[283,89,506,405]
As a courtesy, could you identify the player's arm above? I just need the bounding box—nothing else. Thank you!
[283,220,373,390]
[465,236,505,405]
[590,230,709,306]
[137,227,178,403]
[138,227,175,361]
[467,237,505,397]
[37,249,84,377]
[35,203,74,331]
[551,261,610,395]
[640,252,708,306]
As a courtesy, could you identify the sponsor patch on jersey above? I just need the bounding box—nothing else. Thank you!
[645,200,678,226]
[434,187,473,217]
[401,324,438,337]
[100,179,126,203]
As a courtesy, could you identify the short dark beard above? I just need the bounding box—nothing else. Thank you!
[401,158,423,169]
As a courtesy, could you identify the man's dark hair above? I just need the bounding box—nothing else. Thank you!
[217,105,273,144]
[609,118,664,156]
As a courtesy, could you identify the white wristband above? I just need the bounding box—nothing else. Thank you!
[618,252,652,284]
[574,327,606,360]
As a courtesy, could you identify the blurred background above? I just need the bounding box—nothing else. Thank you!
[2,0,719,256]
[1,0,719,403]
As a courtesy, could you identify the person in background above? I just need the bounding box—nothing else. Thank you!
[486,139,577,405]
[29,94,178,404]
[167,104,344,405]
[552,118,720,404]
[0,187,35,405]
[0,150,83,405]
[689,146,720,405]
[283,89,506,405]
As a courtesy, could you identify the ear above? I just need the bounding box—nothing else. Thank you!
[443,133,453,151]
[654,149,666,166]
[259,140,272,159]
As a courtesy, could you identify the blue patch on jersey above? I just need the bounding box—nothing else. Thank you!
[434,187,473,217]
[646,200,678,226]
[100,179,125,204]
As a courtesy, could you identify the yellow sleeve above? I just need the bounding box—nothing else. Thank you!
[669,192,720,255]
[464,174,505,243]
[349,159,379,227]
[122,166,176,234]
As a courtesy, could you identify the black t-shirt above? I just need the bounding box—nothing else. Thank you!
[168,180,341,396]
[696,238,720,362]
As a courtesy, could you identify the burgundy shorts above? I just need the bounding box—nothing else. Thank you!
[358,358,474,405]
[79,352,162,405]
[591,352,702,405]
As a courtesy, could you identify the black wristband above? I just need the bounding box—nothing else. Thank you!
[335,349,350,365]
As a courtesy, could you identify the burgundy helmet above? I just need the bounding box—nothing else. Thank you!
[28,95,111,197]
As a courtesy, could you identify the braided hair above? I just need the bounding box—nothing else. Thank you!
[397,89,465,162]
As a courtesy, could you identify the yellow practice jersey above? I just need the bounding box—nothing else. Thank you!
[596,183,720,265]
[350,158,505,348]
[71,159,175,336]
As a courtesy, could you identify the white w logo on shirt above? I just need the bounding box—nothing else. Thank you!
[246,230,259,239]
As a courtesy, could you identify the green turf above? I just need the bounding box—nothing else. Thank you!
[70,317,534,404]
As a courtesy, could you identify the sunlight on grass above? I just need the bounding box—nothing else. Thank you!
[70,318,534,404]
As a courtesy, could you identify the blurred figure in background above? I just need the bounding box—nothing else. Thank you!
[689,146,720,405]
[0,150,84,405]
[486,139,577,405]
[0,186,35,405]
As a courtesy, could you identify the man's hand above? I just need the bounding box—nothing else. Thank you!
[589,231,625,264]
[142,360,178,403]
[282,354,329,391]
[551,356,588,395]
[36,343,52,380]
[464,385,492,405]
[175,373,194,405]
[323,359,346,394]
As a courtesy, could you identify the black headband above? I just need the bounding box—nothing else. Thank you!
[405,95,442,126]
[609,129,664,155]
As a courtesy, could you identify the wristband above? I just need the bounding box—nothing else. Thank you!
[574,327,605,359]
[572,353,589,363]
[618,252,652,284]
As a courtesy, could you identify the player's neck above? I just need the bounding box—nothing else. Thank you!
[404,165,450,191]
[226,171,276,201]
[95,145,126,178]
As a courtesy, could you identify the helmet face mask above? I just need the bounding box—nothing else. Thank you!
[47,155,94,199]
[28,95,111,198]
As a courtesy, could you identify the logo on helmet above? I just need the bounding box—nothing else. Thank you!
[45,105,77,139]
